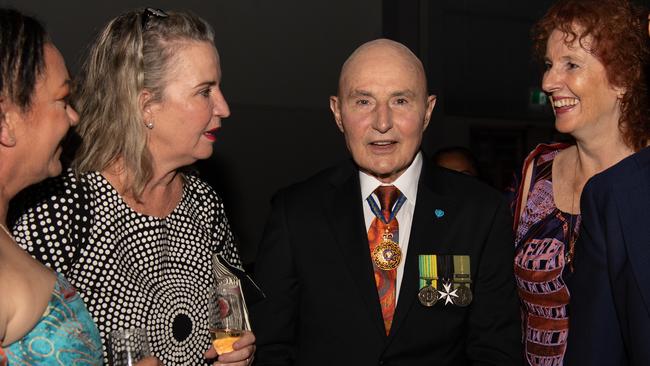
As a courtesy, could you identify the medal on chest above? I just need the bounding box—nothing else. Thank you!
[418,254,473,307]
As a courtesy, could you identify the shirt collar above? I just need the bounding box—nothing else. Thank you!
[359,152,423,203]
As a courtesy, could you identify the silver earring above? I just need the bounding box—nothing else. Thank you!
[146,121,154,129]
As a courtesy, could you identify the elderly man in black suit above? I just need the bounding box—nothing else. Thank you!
[250,39,521,366]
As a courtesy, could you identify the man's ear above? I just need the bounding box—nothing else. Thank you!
[329,96,345,133]
[422,94,437,131]
[0,98,18,147]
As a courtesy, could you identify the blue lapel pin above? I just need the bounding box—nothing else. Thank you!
[435,209,445,218]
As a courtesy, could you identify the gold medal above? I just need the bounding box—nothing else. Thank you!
[372,231,401,271]
[418,285,439,307]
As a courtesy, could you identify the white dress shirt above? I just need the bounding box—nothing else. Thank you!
[359,152,423,302]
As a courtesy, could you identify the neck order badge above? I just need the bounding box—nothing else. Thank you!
[367,185,405,334]
[366,186,406,271]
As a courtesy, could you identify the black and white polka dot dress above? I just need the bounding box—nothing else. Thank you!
[12,169,243,365]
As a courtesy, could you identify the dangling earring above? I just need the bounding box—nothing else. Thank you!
[146,121,154,129]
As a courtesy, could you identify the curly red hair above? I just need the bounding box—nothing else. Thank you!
[533,0,650,151]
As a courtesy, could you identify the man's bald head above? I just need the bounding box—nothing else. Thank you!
[329,38,436,183]
[337,39,428,98]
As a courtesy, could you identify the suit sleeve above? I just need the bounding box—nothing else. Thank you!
[467,198,523,366]
[250,192,298,365]
[564,178,626,365]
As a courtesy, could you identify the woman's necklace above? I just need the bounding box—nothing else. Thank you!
[565,153,578,271]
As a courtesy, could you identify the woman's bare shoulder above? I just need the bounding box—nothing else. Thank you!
[0,243,56,346]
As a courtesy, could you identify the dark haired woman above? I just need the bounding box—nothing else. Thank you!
[0,8,103,365]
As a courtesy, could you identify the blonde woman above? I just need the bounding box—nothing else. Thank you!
[11,8,254,366]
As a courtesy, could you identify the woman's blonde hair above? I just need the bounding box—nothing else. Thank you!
[73,8,215,197]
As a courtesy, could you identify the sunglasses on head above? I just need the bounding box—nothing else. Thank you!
[141,7,168,31]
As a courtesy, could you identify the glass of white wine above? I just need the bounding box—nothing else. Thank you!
[208,283,245,355]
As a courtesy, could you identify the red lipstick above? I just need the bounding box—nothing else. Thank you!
[204,127,219,142]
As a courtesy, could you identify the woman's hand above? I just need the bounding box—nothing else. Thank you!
[204,330,256,366]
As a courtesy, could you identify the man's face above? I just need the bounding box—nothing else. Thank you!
[330,42,435,183]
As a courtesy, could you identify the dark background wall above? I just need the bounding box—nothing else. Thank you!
[3,0,648,266]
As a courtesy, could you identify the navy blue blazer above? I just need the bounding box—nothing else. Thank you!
[565,147,650,365]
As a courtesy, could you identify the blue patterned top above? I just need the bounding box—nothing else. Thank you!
[2,272,102,365]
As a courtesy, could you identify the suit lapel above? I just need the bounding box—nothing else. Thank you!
[616,158,650,316]
[387,163,456,341]
[323,163,386,338]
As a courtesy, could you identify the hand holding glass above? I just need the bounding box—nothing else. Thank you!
[208,283,245,354]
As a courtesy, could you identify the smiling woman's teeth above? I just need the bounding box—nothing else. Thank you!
[552,98,579,108]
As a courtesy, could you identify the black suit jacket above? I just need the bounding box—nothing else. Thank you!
[251,158,521,366]
[565,147,650,365]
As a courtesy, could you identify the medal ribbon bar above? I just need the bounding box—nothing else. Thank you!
[418,255,438,289]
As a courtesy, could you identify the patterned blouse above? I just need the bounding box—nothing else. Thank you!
[512,143,580,366]
[12,169,243,365]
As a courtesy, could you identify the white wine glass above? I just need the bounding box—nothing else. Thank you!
[208,283,245,355]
